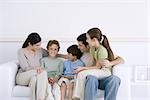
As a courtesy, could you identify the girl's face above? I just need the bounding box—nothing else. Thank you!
[68,53,76,61]
[86,34,95,47]
[29,42,41,51]
[48,44,59,58]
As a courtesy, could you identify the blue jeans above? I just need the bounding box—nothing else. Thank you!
[84,75,121,100]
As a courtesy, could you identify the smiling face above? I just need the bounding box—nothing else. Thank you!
[47,44,59,58]
[77,41,88,53]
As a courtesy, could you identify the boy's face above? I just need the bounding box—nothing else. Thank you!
[77,41,88,53]
[48,44,59,58]
[68,53,76,61]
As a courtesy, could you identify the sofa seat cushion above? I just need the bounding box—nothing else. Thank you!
[12,85,31,97]
[12,85,104,98]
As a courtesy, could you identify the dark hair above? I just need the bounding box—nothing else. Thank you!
[77,33,88,47]
[22,32,41,48]
[67,44,82,59]
[46,40,60,51]
[87,27,114,61]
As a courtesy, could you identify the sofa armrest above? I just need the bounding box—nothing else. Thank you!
[112,64,131,100]
[0,61,18,97]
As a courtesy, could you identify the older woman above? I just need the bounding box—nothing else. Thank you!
[16,32,48,100]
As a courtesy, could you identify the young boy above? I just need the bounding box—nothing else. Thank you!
[58,44,84,100]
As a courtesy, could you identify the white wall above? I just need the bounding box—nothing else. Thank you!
[0,0,149,64]
[0,0,148,41]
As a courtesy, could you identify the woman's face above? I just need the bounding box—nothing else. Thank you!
[48,44,59,58]
[77,41,88,53]
[30,42,41,51]
[86,34,94,47]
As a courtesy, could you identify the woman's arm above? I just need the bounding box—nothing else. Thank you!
[75,56,124,73]
[75,66,98,73]
[18,49,32,71]
[57,53,69,59]
[98,55,124,67]
[110,55,125,66]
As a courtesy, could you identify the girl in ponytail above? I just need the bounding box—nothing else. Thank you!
[73,27,113,100]
[101,34,114,61]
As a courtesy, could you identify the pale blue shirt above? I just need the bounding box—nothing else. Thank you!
[63,59,85,78]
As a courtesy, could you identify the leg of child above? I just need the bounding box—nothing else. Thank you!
[46,84,54,100]
[68,82,74,100]
[60,82,67,100]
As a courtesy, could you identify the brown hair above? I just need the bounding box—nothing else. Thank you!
[46,40,60,51]
[87,27,114,61]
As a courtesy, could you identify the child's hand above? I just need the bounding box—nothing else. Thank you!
[48,77,54,85]
[48,77,58,85]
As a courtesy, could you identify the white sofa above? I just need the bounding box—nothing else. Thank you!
[0,60,131,100]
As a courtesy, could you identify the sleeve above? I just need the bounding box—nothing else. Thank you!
[79,60,85,67]
[97,48,108,60]
[85,54,94,67]
[59,60,64,75]
[63,61,67,75]
[40,58,45,68]
[81,61,85,67]
[17,49,31,71]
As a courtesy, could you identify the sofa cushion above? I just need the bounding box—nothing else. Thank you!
[12,85,31,97]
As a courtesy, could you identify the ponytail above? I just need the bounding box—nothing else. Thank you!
[22,39,29,48]
[101,35,114,61]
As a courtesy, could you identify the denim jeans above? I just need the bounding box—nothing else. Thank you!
[84,75,121,100]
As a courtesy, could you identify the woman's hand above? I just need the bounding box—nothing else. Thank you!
[75,67,86,73]
[35,67,44,74]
